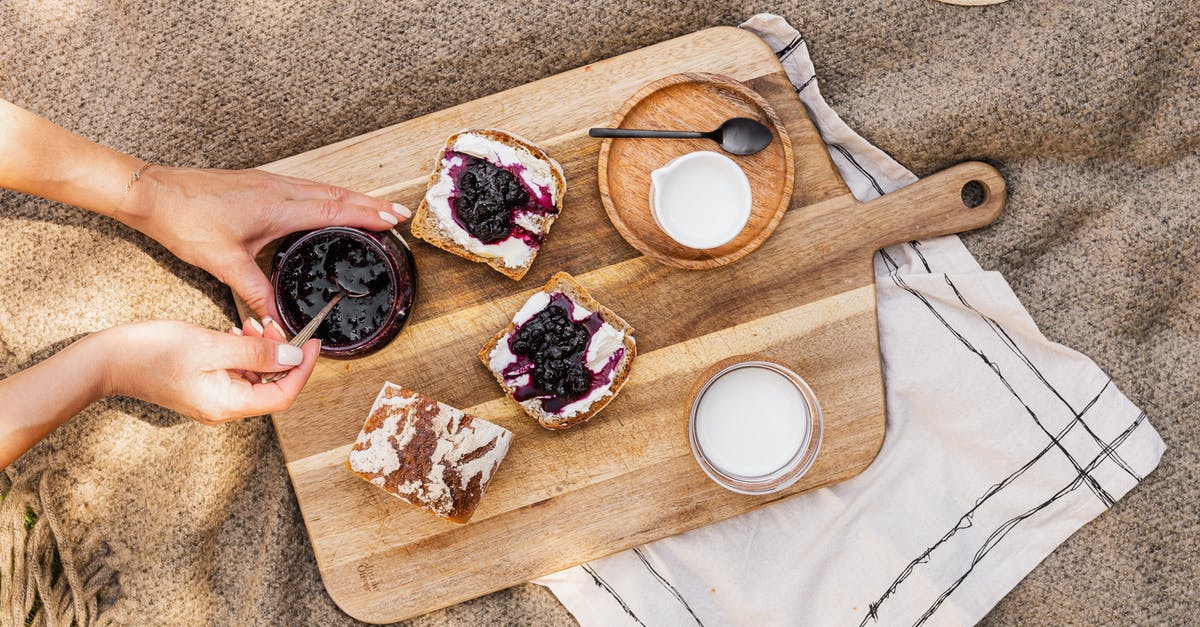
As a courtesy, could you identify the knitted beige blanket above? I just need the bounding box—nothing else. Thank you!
[0,1,1195,624]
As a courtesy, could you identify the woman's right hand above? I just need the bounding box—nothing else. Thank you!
[98,319,320,425]
[119,165,410,320]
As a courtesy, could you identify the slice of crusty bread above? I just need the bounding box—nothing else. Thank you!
[345,382,513,524]
[479,271,636,430]
[411,129,566,281]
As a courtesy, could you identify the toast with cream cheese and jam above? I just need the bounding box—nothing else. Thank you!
[480,272,636,429]
[412,129,565,280]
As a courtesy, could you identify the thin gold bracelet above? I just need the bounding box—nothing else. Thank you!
[114,161,153,220]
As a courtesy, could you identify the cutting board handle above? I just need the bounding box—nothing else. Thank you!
[855,161,1007,249]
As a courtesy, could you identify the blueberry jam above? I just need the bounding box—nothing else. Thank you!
[511,306,592,398]
[445,151,556,247]
[503,293,626,414]
[277,232,394,346]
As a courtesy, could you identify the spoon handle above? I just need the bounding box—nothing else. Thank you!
[260,291,346,383]
[290,291,346,346]
[589,127,707,139]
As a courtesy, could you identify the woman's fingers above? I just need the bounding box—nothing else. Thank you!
[224,258,280,322]
[285,181,410,220]
[273,196,411,234]
[231,317,288,385]
[214,331,305,373]
[261,317,288,342]
[242,316,287,342]
[241,317,264,337]
[226,326,260,383]
[225,338,321,416]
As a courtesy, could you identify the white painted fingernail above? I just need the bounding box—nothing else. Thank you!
[230,326,243,335]
[391,202,412,218]
[248,318,264,334]
[277,343,304,366]
[262,316,275,329]
[378,210,399,225]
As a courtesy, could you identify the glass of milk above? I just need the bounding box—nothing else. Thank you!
[688,359,823,495]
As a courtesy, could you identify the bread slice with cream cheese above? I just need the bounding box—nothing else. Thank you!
[412,129,565,280]
[480,272,636,429]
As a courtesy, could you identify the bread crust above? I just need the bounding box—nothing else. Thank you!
[479,272,636,430]
[345,382,513,524]
[412,129,565,281]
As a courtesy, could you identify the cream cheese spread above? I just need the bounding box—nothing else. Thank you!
[423,132,560,269]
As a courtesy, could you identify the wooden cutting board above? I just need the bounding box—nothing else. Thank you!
[238,26,1005,623]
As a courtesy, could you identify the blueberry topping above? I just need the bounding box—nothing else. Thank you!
[278,232,394,346]
[453,159,530,244]
[324,236,389,295]
[510,305,592,399]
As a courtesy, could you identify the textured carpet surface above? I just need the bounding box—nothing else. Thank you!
[1,1,1196,624]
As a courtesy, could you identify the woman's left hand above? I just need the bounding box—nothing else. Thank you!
[98,318,321,425]
[120,166,411,320]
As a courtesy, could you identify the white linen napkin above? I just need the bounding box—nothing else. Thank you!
[534,14,1166,626]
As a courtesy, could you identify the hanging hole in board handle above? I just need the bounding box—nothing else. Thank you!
[961,180,987,208]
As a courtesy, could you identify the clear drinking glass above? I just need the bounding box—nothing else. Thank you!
[688,359,823,495]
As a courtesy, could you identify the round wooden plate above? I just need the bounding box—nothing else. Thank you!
[597,72,795,269]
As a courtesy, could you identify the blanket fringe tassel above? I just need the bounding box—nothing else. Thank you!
[1,468,115,627]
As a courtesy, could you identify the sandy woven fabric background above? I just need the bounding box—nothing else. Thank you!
[1,1,1196,624]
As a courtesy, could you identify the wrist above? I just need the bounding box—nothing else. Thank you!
[115,163,169,229]
[80,326,129,399]
[0,100,145,219]
[63,145,145,220]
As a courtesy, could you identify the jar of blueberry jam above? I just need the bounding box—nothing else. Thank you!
[270,227,416,358]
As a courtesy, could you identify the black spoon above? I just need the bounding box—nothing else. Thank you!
[589,117,773,156]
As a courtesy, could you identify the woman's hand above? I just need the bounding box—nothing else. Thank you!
[99,319,321,425]
[0,100,355,468]
[2,100,410,318]
[0,318,318,467]
[120,166,411,320]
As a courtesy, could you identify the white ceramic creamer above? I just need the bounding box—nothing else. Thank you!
[650,150,752,249]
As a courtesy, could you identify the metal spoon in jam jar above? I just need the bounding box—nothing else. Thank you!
[260,277,369,383]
